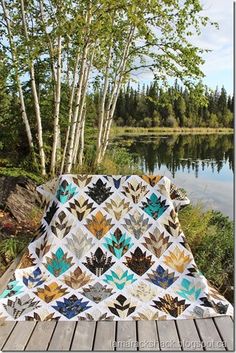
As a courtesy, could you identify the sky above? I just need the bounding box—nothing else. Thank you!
[132,0,233,94]
[198,0,233,93]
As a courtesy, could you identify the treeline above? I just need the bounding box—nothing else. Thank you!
[113,82,234,128]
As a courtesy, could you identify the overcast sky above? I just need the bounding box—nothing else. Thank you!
[132,0,233,94]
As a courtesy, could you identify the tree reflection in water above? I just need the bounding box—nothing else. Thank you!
[113,134,234,177]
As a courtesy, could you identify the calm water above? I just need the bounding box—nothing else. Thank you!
[112,134,234,218]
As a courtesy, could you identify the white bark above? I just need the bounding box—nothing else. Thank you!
[1,0,34,155]
[72,46,95,166]
[65,52,86,171]
[60,50,80,174]
[65,5,92,173]
[96,41,113,156]
[50,35,62,175]
[72,66,88,166]
[20,0,46,175]
[96,27,135,164]
[65,46,88,173]
[78,107,86,166]
[39,0,57,83]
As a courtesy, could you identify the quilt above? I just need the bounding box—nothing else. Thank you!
[0,174,233,321]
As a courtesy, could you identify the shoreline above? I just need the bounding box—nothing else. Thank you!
[111,126,234,136]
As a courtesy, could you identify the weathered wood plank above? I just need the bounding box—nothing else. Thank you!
[25,321,56,351]
[2,321,36,351]
[214,316,234,351]
[137,321,159,351]
[93,321,116,351]
[0,322,16,351]
[48,321,76,351]
[195,318,226,351]
[156,320,181,351]
[116,321,137,351]
[176,319,203,351]
[71,321,96,351]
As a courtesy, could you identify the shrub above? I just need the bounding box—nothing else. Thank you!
[165,115,178,127]
[142,117,152,128]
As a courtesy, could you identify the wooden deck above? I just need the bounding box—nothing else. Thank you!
[0,316,234,351]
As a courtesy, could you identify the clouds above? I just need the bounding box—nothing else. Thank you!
[197,0,233,91]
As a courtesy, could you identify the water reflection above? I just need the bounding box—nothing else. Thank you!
[112,134,234,217]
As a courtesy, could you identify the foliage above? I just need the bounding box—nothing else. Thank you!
[96,148,140,175]
[0,167,44,184]
[0,237,28,262]
[179,205,233,301]
[113,83,234,128]
[0,0,220,174]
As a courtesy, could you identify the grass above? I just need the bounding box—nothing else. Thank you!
[0,167,45,184]
[0,235,30,276]
[111,126,234,136]
[179,204,233,302]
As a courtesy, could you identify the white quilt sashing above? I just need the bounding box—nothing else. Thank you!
[0,175,233,321]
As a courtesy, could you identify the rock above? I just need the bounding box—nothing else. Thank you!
[0,176,41,223]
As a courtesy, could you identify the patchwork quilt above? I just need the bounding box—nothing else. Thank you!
[0,174,233,321]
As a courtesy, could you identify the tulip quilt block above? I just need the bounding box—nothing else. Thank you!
[0,174,233,321]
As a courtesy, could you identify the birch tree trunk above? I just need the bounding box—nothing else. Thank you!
[39,0,57,84]
[65,47,88,172]
[60,50,80,174]
[20,0,46,175]
[65,0,93,173]
[1,0,34,156]
[78,107,86,166]
[96,27,135,164]
[50,35,62,175]
[96,41,113,164]
[72,46,95,166]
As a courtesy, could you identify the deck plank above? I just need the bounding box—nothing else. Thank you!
[156,320,181,351]
[93,321,116,351]
[116,321,137,351]
[25,321,56,351]
[48,321,76,351]
[2,321,36,351]
[71,321,96,351]
[0,322,16,351]
[176,319,203,351]
[214,316,234,351]
[137,321,160,351]
[195,318,226,351]
[0,317,233,352]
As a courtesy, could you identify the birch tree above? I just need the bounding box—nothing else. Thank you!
[0,0,34,155]
[94,0,214,164]
[19,0,46,175]
[0,0,213,174]
[65,1,93,173]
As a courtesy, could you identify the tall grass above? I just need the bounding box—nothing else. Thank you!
[111,126,234,136]
[179,204,233,302]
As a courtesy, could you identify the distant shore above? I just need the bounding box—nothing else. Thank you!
[111,126,234,136]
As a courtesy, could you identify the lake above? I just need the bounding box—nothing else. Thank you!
[112,133,234,218]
